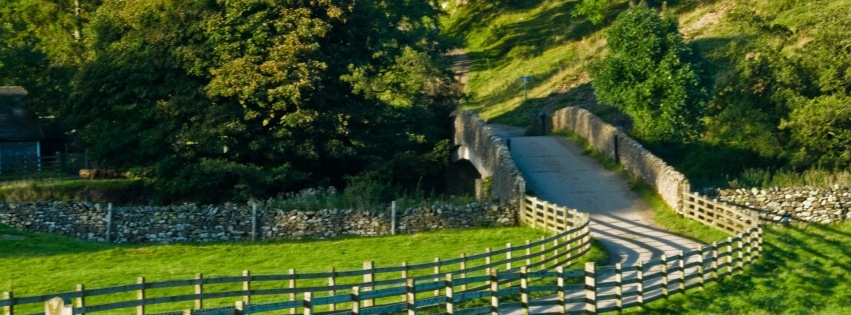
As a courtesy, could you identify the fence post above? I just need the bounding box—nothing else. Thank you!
[194,274,204,310]
[137,277,145,315]
[660,254,668,300]
[391,201,397,235]
[540,236,546,270]
[106,203,113,243]
[698,247,706,291]
[433,258,441,296]
[557,267,566,315]
[328,268,336,311]
[678,251,685,293]
[615,263,622,313]
[506,243,512,270]
[485,248,492,286]
[737,238,744,273]
[489,271,499,315]
[712,241,719,282]
[351,287,360,315]
[584,262,596,314]
[303,292,313,315]
[289,269,297,314]
[401,262,409,302]
[445,274,454,315]
[553,239,560,267]
[757,227,764,257]
[636,261,644,307]
[521,266,529,315]
[242,270,251,304]
[525,240,531,267]
[3,291,13,315]
[460,254,468,291]
[75,284,85,315]
[363,261,374,307]
[406,279,416,315]
[234,301,244,315]
[251,204,258,242]
[726,237,733,278]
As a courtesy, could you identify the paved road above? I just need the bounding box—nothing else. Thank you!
[504,133,703,265]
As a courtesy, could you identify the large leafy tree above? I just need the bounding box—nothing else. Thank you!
[65,0,458,202]
[591,5,708,143]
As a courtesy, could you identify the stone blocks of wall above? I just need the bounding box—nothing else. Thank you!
[452,110,526,203]
[0,201,516,244]
[548,107,689,211]
[717,186,851,223]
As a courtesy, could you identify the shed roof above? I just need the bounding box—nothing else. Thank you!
[0,87,44,141]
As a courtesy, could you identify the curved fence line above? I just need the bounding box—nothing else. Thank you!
[0,196,592,315]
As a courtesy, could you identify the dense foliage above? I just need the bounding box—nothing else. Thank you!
[2,0,459,203]
[591,6,709,143]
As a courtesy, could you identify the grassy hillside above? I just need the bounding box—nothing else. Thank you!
[444,0,851,187]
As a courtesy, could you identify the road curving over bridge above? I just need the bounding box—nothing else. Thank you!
[492,124,703,265]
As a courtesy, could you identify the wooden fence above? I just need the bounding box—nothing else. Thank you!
[0,153,86,175]
[0,200,592,315]
[682,192,759,235]
[0,193,763,315]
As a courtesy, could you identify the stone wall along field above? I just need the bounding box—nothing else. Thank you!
[716,186,851,223]
[0,201,517,244]
[452,110,526,203]
[547,107,690,211]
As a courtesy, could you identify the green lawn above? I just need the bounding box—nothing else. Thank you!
[630,223,851,314]
[0,222,608,313]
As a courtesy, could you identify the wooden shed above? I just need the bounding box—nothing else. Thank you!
[0,86,45,174]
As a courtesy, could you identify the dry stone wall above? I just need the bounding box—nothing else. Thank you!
[452,110,526,203]
[0,201,516,244]
[547,107,689,211]
[715,186,851,223]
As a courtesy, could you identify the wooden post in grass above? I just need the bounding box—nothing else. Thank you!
[712,242,719,282]
[289,269,297,314]
[303,292,313,315]
[445,274,454,315]
[75,284,85,315]
[460,254,468,291]
[660,254,669,300]
[234,301,244,315]
[636,261,644,307]
[242,271,251,304]
[540,236,546,270]
[726,237,734,277]
[485,248,492,286]
[433,257,441,297]
[525,240,531,266]
[520,267,529,314]
[137,277,145,315]
[401,262,409,302]
[584,262,596,314]
[195,274,203,310]
[557,267,566,314]
[489,271,499,315]
[406,279,416,315]
[3,292,13,315]
[506,243,512,270]
[553,239,560,267]
[328,268,336,311]
[363,262,374,307]
[351,287,361,315]
[615,263,623,312]
[678,251,686,293]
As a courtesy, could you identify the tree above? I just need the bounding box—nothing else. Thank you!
[591,5,708,143]
[64,0,458,203]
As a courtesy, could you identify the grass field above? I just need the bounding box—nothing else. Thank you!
[631,223,851,314]
[0,222,608,313]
